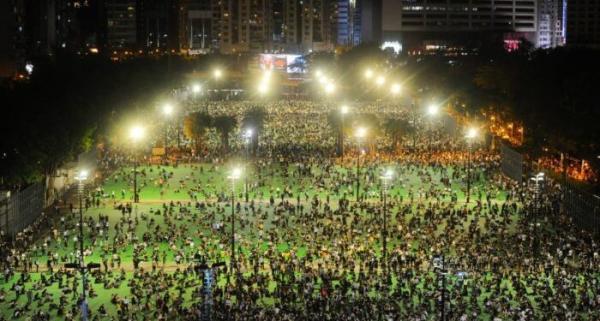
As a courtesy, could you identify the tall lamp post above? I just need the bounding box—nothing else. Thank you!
[465,128,478,204]
[65,170,100,321]
[227,167,242,276]
[76,170,89,321]
[130,125,145,203]
[243,129,253,203]
[380,169,393,282]
[162,104,173,161]
[355,127,367,202]
[340,106,349,161]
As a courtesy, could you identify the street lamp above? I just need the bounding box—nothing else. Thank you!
[227,167,242,276]
[162,104,174,161]
[427,104,439,116]
[75,170,88,320]
[355,127,367,202]
[213,68,222,80]
[258,82,268,95]
[340,106,349,160]
[243,129,253,202]
[376,76,385,86]
[192,83,201,95]
[380,169,393,283]
[130,125,145,203]
[324,82,336,95]
[365,68,374,79]
[390,83,401,95]
[465,127,478,204]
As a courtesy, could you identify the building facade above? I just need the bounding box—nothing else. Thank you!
[537,0,566,48]
[106,0,137,49]
[566,0,600,47]
[382,0,538,50]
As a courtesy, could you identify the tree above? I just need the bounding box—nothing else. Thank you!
[241,107,267,154]
[383,118,410,151]
[213,115,237,153]
[183,112,213,152]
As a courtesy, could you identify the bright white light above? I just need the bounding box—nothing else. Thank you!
[325,82,335,94]
[381,41,403,54]
[130,126,145,141]
[376,76,385,86]
[355,127,367,138]
[258,82,268,94]
[213,69,222,79]
[391,83,401,95]
[228,167,242,180]
[427,105,439,116]
[365,69,373,79]
[76,170,88,181]
[381,169,394,180]
[315,69,323,78]
[245,128,253,137]
[192,84,201,93]
[163,104,174,116]
[341,105,349,114]
[25,63,34,75]
[466,127,478,139]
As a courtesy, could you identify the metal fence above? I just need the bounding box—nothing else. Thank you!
[0,182,45,237]
[500,142,600,234]
[563,181,600,234]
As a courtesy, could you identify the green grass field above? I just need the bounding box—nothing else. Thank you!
[4,162,586,321]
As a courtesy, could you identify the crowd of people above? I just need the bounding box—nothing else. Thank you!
[0,101,599,321]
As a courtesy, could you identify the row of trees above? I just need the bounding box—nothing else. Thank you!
[183,107,267,154]
[327,110,418,155]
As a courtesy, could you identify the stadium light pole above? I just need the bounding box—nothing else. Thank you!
[340,106,349,161]
[75,170,89,321]
[228,167,242,276]
[162,104,173,161]
[130,125,145,203]
[380,169,393,283]
[243,129,253,202]
[355,127,367,202]
[465,128,478,204]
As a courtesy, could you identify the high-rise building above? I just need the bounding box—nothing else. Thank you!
[138,0,182,51]
[106,0,137,49]
[276,0,335,52]
[334,0,363,46]
[566,0,600,47]
[382,0,538,50]
[360,0,381,43]
[537,0,566,48]
[238,0,272,52]
[182,0,214,52]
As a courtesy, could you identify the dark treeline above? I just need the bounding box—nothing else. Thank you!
[333,44,600,167]
[0,54,192,188]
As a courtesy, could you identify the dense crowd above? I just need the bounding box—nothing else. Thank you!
[0,101,599,321]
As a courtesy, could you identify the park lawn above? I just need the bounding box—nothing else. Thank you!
[2,163,524,321]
